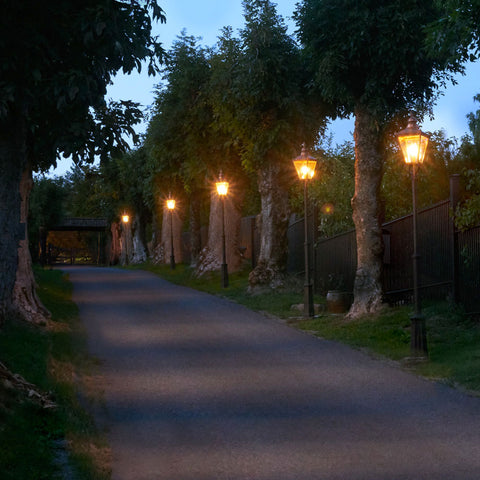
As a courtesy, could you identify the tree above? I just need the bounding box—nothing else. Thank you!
[428,0,480,63]
[145,32,216,266]
[381,129,456,221]
[114,149,151,263]
[0,0,165,322]
[295,0,457,317]
[452,95,480,229]
[146,32,248,270]
[211,0,325,290]
[29,176,68,259]
[309,141,355,238]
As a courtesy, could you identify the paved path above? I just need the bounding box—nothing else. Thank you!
[64,266,480,480]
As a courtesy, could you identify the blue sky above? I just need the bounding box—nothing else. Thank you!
[50,0,480,176]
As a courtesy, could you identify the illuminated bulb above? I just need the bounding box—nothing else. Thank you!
[216,181,229,196]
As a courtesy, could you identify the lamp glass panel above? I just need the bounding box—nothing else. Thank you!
[398,134,429,164]
[294,159,317,180]
[216,181,229,196]
[166,199,176,210]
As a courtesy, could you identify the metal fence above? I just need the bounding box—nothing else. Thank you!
[288,199,480,315]
[459,226,480,314]
[382,200,453,304]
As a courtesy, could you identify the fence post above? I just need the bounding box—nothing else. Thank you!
[450,174,461,304]
[250,216,256,269]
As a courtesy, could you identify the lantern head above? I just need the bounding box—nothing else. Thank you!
[397,115,429,165]
[293,144,317,180]
[216,171,229,196]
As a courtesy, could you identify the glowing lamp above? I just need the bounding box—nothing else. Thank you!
[122,214,129,223]
[292,144,317,317]
[216,181,229,196]
[397,114,429,358]
[215,171,229,287]
[293,144,317,180]
[166,198,176,210]
[397,115,429,165]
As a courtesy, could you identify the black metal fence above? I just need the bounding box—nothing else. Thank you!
[382,200,453,304]
[459,225,480,314]
[288,198,480,315]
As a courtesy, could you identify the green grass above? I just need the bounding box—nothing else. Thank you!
[298,301,480,393]
[0,267,110,480]
[135,260,323,318]
[138,261,480,394]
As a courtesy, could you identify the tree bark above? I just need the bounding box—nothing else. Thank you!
[0,105,27,324]
[189,189,203,267]
[120,219,132,265]
[196,191,243,276]
[347,105,384,318]
[248,161,290,291]
[160,205,184,265]
[12,166,51,324]
[109,222,122,265]
[131,213,147,264]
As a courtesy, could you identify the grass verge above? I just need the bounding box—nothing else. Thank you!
[134,260,322,318]
[0,267,110,480]
[137,261,480,394]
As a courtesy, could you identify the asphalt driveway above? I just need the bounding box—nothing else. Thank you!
[63,266,480,480]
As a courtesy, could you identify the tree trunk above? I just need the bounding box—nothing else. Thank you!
[0,105,27,324]
[248,161,290,291]
[120,219,133,265]
[109,222,122,265]
[131,213,147,264]
[347,105,384,318]
[196,191,243,276]
[160,205,184,265]
[13,166,50,324]
[189,189,203,267]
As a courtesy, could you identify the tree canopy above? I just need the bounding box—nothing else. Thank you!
[294,0,461,317]
[1,0,166,169]
[0,0,166,319]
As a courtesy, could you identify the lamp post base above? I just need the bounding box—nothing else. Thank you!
[410,313,428,359]
[170,255,175,270]
[221,263,229,288]
[304,283,314,317]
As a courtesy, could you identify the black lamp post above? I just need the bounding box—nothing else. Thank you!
[122,212,130,265]
[166,197,176,269]
[397,114,429,358]
[216,172,229,288]
[293,145,317,317]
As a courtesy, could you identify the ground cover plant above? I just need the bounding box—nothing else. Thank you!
[0,267,109,480]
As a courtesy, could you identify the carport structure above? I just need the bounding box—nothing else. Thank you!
[40,217,108,265]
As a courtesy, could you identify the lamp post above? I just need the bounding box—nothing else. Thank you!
[216,171,229,288]
[397,114,429,358]
[293,144,317,317]
[121,212,130,265]
[166,196,176,269]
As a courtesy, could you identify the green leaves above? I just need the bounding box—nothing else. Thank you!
[295,0,452,119]
[1,0,166,171]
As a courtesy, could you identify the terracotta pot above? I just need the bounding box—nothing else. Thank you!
[326,290,353,313]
